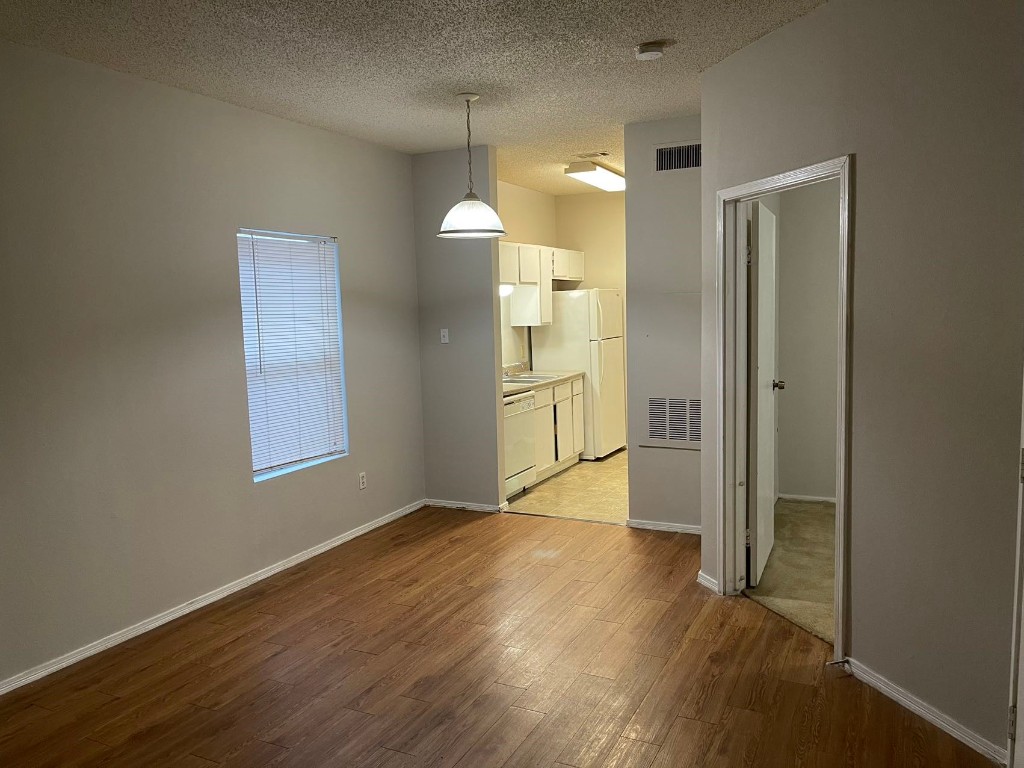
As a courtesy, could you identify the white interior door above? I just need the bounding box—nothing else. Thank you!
[749,201,778,586]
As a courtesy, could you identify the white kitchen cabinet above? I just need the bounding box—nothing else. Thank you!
[534,403,555,474]
[552,248,585,281]
[498,242,519,284]
[539,247,553,323]
[572,393,585,454]
[510,246,552,327]
[555,399,573,460]
[518,245,541,283]
[570,250,585,280]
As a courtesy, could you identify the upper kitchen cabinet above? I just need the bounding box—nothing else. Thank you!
[510,248,552,326]
[498,242,520,284]
[518,245,542,284]
[552,248,585,281]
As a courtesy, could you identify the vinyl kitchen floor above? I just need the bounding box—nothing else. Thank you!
[508,449,628,524]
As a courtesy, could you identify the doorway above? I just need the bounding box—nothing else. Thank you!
[715,156,853,660]
[743,185,842,643]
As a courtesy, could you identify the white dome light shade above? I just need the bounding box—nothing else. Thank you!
[437,192,507,238]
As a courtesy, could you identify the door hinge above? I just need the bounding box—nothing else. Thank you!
[1009,704,1017,740]
[746,246,752,267]
[1019,448,1024,483]
[745,529,751,547]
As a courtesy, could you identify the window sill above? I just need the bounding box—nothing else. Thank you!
[253,452,347,483]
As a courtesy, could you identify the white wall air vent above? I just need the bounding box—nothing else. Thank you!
[643,397,701,450]
[655,143,701,171]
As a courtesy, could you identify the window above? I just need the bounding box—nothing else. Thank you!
[237,228,348,481]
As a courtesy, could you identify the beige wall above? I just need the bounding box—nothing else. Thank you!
[699,0,1023,747]
[0,41,426,685]
[624,115,702,530]
[497,180,557,245]
[776,181,840,500]
[495,182,627,369]
[555,192,625,290]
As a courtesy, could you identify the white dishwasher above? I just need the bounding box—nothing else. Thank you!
[503,391,537,497]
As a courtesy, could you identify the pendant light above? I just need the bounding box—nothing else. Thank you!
[437,93,507,239]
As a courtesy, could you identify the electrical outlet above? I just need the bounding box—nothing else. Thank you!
[440,328,449,344]
[358,472,367,490]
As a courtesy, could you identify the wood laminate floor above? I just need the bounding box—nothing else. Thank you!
[0,508,992,767]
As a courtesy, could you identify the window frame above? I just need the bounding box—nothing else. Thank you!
[236,227,350,483]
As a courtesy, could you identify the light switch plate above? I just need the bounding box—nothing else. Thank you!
[440,328,449,344]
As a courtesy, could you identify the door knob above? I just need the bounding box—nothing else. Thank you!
[773,380,786,391]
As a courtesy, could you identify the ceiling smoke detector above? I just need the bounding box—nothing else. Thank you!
[635,41,667,61]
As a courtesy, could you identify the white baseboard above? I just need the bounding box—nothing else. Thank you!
[778,493,837,504]
[424,499,502,513]
[845,658,1006,764]
[697,570,721,594]
[0,498,427,698]
[628,519,701,535]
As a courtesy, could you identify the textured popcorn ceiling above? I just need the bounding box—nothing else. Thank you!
[0,0,822,194]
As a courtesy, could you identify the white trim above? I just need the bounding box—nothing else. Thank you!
[0,498,426,698]
[715,155,853,663]
[846,658,1007,765]
[777,494,837,504]
[697,570,721,593]
[424,499,503,513]
[628,519,701,535]
[1007,378,1024,765]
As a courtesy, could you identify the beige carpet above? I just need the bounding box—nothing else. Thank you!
[745,498,835,643]
[508,450,628,524]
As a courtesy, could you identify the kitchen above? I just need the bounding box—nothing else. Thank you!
[496,174,628,524]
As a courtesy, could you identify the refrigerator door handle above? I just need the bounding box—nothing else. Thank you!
[598,342,605,384]
[596,294,604,341]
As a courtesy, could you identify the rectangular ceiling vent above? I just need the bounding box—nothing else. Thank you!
[643,397,701,450]
[655,143,701,172]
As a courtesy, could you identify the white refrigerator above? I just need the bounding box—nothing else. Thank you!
[531,289,626,460]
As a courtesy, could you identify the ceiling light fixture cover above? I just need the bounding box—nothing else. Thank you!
[438,94,507,239]
[635,41,666,61]
[564,161,627,191]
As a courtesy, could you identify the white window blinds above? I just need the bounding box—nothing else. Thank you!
[237,229,348,478]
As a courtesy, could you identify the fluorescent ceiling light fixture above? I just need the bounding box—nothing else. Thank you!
[438,94,507,239]
[564,161,626,191]
[499,283,515,297]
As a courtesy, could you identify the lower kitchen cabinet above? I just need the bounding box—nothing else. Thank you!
[525,374,584,488]
[555,399,573,461]
[534,403,555,474]
[572,393,584,454]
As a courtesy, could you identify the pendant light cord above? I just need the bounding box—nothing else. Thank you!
[465,97,474,194]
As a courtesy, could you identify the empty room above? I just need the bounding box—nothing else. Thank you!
[0,1,1022,767]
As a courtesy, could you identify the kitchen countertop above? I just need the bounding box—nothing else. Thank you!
[502,370,584,397]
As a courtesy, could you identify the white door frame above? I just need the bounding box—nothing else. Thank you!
[714,155,853,661]
[1007,378,1024,765]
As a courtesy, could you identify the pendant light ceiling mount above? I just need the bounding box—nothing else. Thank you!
[437,93,507,239]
